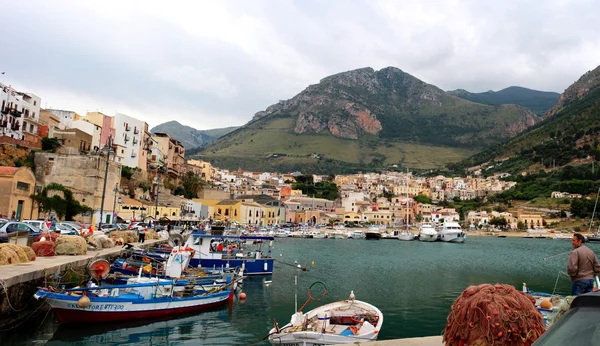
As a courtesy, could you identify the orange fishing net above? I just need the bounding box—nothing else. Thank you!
[444,284,545,346]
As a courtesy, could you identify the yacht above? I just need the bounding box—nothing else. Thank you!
[397,228,415,241]
[348,230,366,239]
[437,222,466,243]
[418,223,438,242]
[365,226,382,240]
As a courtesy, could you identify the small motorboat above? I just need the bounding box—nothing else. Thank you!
[268,291,383,346]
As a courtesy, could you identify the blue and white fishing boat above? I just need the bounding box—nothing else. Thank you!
[184,233,275,275]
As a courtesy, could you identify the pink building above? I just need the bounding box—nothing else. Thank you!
[85,112,114,147]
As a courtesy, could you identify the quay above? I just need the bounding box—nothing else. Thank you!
[0,239,164,329]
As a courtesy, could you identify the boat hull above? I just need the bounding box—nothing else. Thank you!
[190,258,274,275]
[397,233,414,241]
[419,233,438,242]
[37,290,233,324]
[439,232,466,243]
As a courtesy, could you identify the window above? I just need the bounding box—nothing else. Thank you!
[34,101,36,106]
[16,182,30,191]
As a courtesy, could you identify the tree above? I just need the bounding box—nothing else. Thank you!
[413,194,432,204]
[181,171,204,199]
[415,214,423,223]
[41,137,61,152]
[517,221,525,230]
[489,217,508,228]
[31,183,91,220]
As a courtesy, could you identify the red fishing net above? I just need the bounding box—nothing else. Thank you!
[444,284,545,346]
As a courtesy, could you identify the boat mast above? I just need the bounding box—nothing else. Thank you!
[589,186,600,233]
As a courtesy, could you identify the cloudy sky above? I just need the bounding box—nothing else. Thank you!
[1,0,599,130]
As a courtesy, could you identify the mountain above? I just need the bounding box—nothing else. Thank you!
[150,121,239,151]
[448,64,600,175]
[195,67,541,173]
[447,86,560,115]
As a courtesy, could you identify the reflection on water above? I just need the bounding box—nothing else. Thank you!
[7,236,584,345]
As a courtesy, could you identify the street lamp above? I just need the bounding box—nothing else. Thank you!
[112,183,119,227]
[99,144,114,229]
[155,159,167,229]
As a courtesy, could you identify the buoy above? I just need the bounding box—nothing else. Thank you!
[280,253,283,257]
[302,266,307,271]
[311,261,315,267]
[78,295,90,308]
[264,262,268,271]
[540,299,552,309]
[239,292,247,300]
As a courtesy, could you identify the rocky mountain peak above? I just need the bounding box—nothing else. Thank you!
[545,64,600,118]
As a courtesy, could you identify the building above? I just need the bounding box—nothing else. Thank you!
[34,153,121,224]
[84,112,115,147]
[71,119,102,151]
[38,110,60,138]
[52,128,93,153]
[0,166,36,221]
[152,132,185,177]
[47,109,79,129]
[187,159,215,182]
[1,84,41,145]
[113,113,148,170]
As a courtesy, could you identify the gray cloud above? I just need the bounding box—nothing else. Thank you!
[1,0,598,129]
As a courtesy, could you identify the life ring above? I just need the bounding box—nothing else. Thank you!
[161,244,172,252]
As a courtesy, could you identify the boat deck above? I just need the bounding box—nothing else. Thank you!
[0,239,164,289]
[338,336,443,345]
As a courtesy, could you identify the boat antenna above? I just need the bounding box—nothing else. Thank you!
[588,186,600,233]
[294,260,299,312]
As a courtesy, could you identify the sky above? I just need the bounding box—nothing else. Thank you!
[1,0,599,130]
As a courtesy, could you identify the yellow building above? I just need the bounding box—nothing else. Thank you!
[343,212,363,224]
[0,167,36,221]
[187,159,215,182]
[240,201,262,225]
[363,210,393,226]
[213,200,242,224]
[116,197,150,222]
[517,209,545,229]
[262,205,277,226]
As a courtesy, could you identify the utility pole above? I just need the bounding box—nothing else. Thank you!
[99,144,113,229]
[112,183,119,226]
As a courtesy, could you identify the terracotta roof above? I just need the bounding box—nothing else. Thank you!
[0,167,20,176]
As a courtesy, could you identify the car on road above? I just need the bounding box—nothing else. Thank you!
[0,222,42,242]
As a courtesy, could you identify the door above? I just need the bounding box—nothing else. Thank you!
[16,200,24,221]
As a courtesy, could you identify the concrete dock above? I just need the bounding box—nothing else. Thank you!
[0,239,163,288]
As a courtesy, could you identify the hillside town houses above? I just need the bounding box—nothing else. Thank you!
[0,82,541,229]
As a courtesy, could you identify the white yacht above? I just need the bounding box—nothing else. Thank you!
[437,222,466,243]
[348,230,366,239]
[418,223,438,242]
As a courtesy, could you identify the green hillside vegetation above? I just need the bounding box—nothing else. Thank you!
[449,86,600,175]
[197,67,536,173]
[201,126,240,139]
[448,86,560,115]
[198,114,476,173]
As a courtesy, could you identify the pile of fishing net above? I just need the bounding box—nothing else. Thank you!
[444,283,545,346]
[35,232,59,242]
[54,235,87,255]
[31,240,56,257]
[109,230,138,244]
[85,234,115,250]
[145,230,159,240]
[0,244,36,265]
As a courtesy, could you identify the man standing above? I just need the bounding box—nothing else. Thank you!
[568,233,600,295]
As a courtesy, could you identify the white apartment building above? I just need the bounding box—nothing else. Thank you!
[341,191,366,212]
[1,84,41,140]
[113,113,147,169]
[47,109,78,129]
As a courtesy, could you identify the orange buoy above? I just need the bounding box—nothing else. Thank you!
[239,292,247,300]
[540,299,552,309]
[78,295,90,308]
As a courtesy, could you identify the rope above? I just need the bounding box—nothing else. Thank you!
[0,279,31,312]
[298,281,327,312]
[552,271,571,296]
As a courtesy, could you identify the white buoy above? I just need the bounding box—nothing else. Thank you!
[264,262,268,271]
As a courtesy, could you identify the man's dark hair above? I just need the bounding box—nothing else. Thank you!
[574,233,586,242]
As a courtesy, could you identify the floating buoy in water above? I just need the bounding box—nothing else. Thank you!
[78,295,90,308]
[540,299,552,309]
[239,292,247,300]
[302,266,307,271]
[311,261,315,267]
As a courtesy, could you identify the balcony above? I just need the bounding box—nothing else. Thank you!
[10,109,22,117]
[124,134,130,142]
[125,125,131,131]
[131,151,137,158]
[133,137,138,145]
[134,128,139,134]
[1,107,8,115]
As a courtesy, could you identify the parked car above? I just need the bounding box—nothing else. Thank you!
[60,221,83,233]
[99,224,118,234]
[51,223,78,235]
[0,222,42,242]
[23,220,49,231]
[128,222,147,231]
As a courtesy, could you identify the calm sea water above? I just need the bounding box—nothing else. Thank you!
[3,236,588,346]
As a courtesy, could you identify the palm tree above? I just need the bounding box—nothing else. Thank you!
[183,171,204,198]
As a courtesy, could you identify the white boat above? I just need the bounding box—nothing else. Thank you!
[268,292,383,346]
[437,222,466,243]
[274,229,290,238]
[397,228,415,241]
[347,230,366,239]
[330,231,347,239]
[418,223,438,242]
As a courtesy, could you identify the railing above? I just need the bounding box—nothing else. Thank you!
[125,125,131,131]
[10,109,22,117]
[124,134,130,142]
[134,128,139,134]
[133,138,138,145]
[131,151,137,158]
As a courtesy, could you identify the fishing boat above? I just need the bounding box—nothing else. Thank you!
[33,259,235,324]
[268,291,383,346]
[418,223,438,242]
[183,233,275,275]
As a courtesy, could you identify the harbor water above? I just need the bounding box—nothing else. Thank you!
[3,236,585,346]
